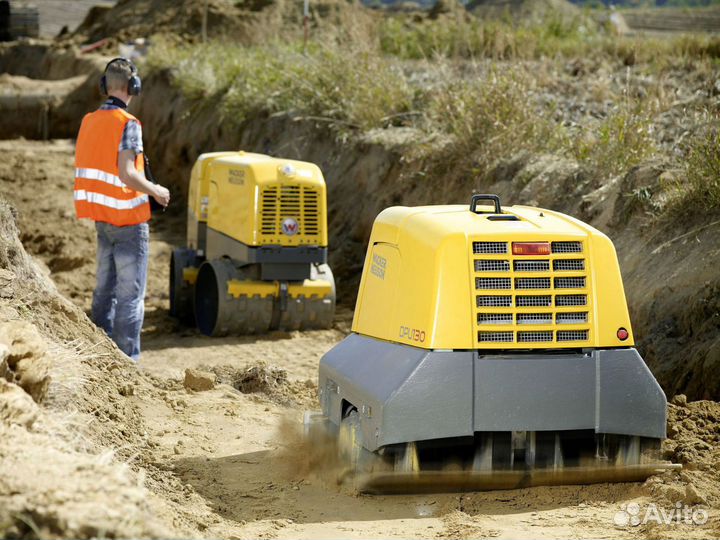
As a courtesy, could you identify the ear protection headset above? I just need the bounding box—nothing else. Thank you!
[99,57,142,96]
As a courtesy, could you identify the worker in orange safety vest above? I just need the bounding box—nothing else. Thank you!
[74,57,170,361]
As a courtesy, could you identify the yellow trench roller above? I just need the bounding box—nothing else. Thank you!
[169,151,335,335]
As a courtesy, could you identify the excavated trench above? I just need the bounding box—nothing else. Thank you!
[0,42,104,139]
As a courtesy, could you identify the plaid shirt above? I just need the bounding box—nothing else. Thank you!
[99,97,144,155]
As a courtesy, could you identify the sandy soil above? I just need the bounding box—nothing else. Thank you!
[1,137,719,539]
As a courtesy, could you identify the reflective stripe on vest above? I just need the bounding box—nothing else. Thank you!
[75,167,125,187]
[74,108,150,227]
[74,190,149,209]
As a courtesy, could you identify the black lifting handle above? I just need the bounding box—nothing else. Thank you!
[470,194,502,214]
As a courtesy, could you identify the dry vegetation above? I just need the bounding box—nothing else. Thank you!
[143,9,719,213]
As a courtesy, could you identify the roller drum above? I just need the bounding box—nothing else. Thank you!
[194,259,273,336]
[277,263,336,331]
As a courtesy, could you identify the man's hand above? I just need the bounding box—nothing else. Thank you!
[119,149,170,207]
[152,184,170,207]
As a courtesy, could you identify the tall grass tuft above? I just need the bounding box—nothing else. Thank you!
[679,128,720,210]
[425,67,567,173]
[574,103,658,178]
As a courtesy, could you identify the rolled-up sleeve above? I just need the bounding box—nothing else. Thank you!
[118,120,144,155]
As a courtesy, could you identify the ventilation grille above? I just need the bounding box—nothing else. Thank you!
[554,277,586,289]
[556,312,588,324]
[557,330,589,342]
[516,295,552,307]
[260,187,278,235]
[555,295,587,307]
[478,313,514,325]
[514,260,550,272]
[476,278,512,290]
[552,241,583,253]
[472,237,591,347]
[476,260,510,272]
[554,259,584,271]
[518,331,554,343]
[302,187,320,235]
[477,295,513,308]
[478,331,514,343]
[259,184,322,238]
[515,277,551,290]
[517,313,552,325]
[473,242,507,254]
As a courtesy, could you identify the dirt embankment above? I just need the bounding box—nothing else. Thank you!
[0,197,171,538]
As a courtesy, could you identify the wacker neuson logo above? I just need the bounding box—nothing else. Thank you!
[613,502,708,528]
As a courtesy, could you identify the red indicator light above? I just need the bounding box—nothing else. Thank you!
[512,242,551,256]
[617,328,629,341]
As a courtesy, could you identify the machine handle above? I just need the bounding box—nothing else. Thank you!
[470,194,502,214]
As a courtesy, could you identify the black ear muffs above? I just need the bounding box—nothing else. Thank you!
[100,57,142,96]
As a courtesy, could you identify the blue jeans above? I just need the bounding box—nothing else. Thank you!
[91,222,149,361]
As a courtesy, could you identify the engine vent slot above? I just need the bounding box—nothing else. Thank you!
[518,331,553,343]
[478,331,514,343]
[516,295,552,307]
[515,277,551,290]
[557,330,589,342]
[551,241,583,253]
[473,242,508,254]
[553,259,585,271]
[514,260,550,272]
[516,313,552,325]
[477,295,512,308]
[475,260,510,272]
[260,186,278,235]
[554,277,586,289]
[476,278,512,290]
[556,312,588,324]
[478,313,513,325]
[555,295,587,307]
[302,187,320,235]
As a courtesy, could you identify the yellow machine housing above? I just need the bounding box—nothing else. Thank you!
[353,204,633,350]
[171,151,335,336]
[314,195,668,493]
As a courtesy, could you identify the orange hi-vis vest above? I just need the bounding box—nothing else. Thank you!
[74,108,150,226]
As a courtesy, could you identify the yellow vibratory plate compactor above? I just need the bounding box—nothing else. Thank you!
[305,194,678,494]
[170,151,335,335]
